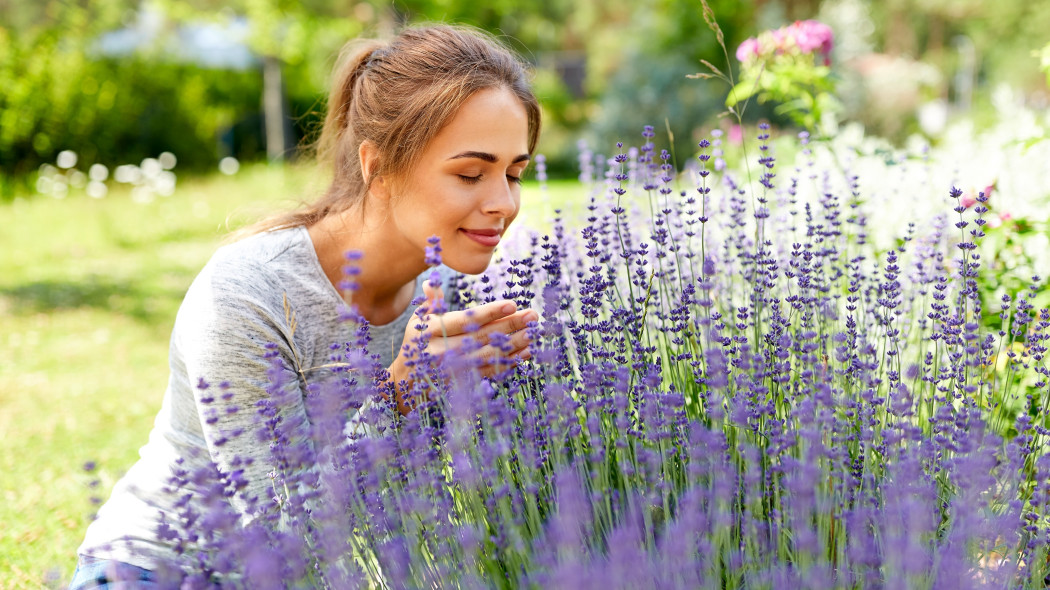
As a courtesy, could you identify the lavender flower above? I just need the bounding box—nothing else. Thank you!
[135,126,1050,589]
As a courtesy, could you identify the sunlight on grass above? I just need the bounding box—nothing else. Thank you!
[0,163,314,587]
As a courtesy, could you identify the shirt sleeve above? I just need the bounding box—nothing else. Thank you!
[168,256,316,523]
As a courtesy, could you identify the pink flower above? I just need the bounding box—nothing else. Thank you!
[736,37,760,63]
[789,20,834,58]
[960,183,995,209]
[738,20,835,65]
[987,212,1011,229]
[728,124,744,145]
[769,28,788,53]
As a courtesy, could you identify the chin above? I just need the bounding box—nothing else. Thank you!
[445,254,496,275]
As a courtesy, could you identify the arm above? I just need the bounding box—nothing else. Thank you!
[169,259,315,522]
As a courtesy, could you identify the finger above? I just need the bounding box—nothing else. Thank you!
[471,309,539,343]
[439,300,519,334]
[474,345,531,379]
[509,328,532,352]
[473,343,524,371]
[422,281,443,306]
[436,324,530,358]
[504,342,532,359]
[464,328,531,363]
[486,323,533,353]
[421,282,445,315]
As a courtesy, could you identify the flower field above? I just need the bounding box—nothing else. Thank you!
[7,1,1050,588]
[120,110,1050,588]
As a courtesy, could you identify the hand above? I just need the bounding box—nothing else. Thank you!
[386,282,537,414]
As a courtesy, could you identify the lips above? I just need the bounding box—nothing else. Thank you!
[459,228,501,248]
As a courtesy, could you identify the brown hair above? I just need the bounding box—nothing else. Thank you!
[241,24,541,236]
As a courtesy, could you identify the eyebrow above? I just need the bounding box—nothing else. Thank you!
[448,151,530,164]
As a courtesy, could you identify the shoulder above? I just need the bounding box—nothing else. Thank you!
[173,226,345,355]
[197,227,326,301]
[208,227,305,280]
[177,228,312,336]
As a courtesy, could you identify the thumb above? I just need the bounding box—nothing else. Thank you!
[421,281,446,315]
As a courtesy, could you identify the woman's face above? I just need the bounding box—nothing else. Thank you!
[388,86,530,275]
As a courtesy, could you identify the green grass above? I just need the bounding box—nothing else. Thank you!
[0,166,582,588]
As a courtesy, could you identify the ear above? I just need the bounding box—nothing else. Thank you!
[359,140,390,200]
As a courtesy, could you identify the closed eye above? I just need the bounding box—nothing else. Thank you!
[458,174,523,185]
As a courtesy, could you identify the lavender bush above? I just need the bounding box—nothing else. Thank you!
[129,122,1050,589]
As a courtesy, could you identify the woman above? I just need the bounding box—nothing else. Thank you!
[70,24,540,587]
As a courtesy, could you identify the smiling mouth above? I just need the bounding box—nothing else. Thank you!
[459,228,501,247]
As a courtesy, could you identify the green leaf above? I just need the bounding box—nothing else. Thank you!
[726,81,756,108]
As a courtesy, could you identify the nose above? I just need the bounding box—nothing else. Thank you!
[483,177,519,218]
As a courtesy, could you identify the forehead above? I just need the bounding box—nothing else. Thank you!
[424,87,530,159]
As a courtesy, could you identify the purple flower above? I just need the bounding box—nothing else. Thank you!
[424,235,442,266]
[127,128,1050,589]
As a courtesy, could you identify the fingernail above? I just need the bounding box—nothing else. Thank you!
[501,302,516,315]
[523,311,538,323]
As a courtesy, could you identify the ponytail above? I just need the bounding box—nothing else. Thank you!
[317,40,385,168]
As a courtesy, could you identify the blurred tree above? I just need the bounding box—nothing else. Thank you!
[752,0,822,22]
[866,0,1050,94]
[588,0,759,165]
[391,0,761,169]
[1,0,770,187]
[156,0,369,160]
[24,0,1050,190]
[163,0,655,174]
[0,0,265,196]
[0,0,134,184]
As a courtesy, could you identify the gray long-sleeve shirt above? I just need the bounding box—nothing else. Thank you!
[78,226,430,570]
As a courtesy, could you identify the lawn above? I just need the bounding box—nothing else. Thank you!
[0,165,580,589]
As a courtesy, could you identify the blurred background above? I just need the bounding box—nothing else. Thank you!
[2,0,1049,194]
[2,0,1050,587]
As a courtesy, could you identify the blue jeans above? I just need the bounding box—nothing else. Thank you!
[67,555,157,589]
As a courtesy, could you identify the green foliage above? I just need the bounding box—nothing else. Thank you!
[0,2,267,192]
[978,215,1050,325]
[592,49,726,164]
[1038,41,1050,87]
[528,69,585,177]
[648,0,753,66]
[587,0,756,164]
[725,20,839,134]
[727,60,838,132]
